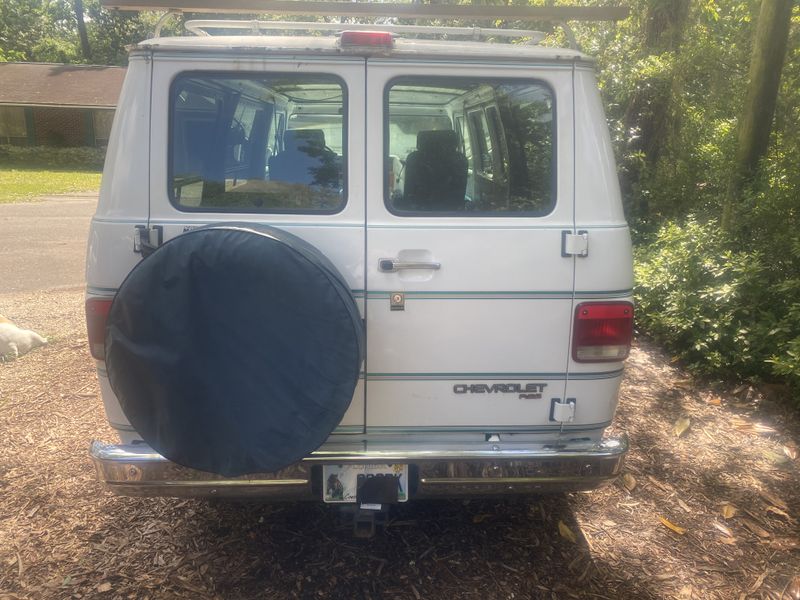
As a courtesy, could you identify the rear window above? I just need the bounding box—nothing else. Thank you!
[169,73,346,213]
[385,77,555,216]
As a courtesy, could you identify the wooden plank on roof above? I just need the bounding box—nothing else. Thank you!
[101,0,629,21]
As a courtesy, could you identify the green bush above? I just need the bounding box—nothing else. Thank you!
[0,145,105,170]
[635,216,800,396]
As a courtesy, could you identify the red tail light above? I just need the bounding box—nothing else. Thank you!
[572,302,634,362]
[86,298,113,360]
[340,31,394,48]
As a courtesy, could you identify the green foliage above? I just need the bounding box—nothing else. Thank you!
[568,0,800,398]
[0,145,105,169]
[0,0,166,66]
[635,215,800,393]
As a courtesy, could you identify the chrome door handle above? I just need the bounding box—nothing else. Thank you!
[378,258,441,272]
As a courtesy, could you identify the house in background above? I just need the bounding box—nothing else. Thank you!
[0,63,126,148]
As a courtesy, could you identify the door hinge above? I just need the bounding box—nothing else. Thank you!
[134,225,163,258]
[550,398,576,423]
[561,230,588,257]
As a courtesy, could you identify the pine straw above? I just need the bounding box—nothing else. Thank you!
[0,289,798,600]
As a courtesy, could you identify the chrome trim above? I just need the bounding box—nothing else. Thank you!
[90,435,627,499]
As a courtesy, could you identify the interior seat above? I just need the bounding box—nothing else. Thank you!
[268,129,338,188]
[402,130,468,211]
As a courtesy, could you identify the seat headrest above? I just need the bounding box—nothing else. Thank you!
[417,130,458,154]
[284,129,326,152]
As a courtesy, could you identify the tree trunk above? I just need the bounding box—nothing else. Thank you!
[723,0,793,231]
[74,0,91,61]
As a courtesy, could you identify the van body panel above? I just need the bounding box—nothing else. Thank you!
[364,59,575,430]
[573,68,626,226]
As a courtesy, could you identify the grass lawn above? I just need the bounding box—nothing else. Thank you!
[0,166,102,203]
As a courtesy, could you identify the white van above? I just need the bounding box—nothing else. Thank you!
[87,5,633,518]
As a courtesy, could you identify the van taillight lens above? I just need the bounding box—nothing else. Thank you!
[340,31,394,47]
[86,298,113,360]
[572,302,633,362]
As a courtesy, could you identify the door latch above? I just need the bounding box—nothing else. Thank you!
[134,225,163,258]
[550,398,576,422]
[561,230,589,257]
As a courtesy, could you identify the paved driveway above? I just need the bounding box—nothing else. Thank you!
[0,194,97,294]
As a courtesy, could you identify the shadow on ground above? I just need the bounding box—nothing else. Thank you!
[79,495,661,599]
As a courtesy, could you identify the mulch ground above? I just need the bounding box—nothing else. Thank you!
[1,289,799,600]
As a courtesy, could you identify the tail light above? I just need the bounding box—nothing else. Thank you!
[86,298,113,360]
[339,31,394,48]
[572,301,633,362]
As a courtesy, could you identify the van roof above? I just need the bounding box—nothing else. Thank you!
[135,35,593,65]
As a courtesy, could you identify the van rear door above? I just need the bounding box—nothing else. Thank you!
[147,55,367,432]
[364,60,580,435]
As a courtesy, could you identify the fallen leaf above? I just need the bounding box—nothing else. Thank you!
[784,443,798,461]
[673,416,691,437]
[621,473,637,492]
[731,417,777,435]
[558,520,577,543]
[768,537,800,551]
[705,397,721,406]
[765,506,793,522]
[472,514,492,524]
[741,517,770,539]
[659,516,687,535]
[732,384,748,396]
[749,569,769,593]
[718,536,737,545]
[763,449,790,465]
[712,521,733,537]
[759,490,789,511]
[721,504,738,519]
[677,498,691,513]
[97,582,112,593]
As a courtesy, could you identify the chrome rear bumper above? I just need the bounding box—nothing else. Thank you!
[90,436,627,500]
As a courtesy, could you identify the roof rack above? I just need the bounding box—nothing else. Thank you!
[102,0,629,22]
[183,20,547,43]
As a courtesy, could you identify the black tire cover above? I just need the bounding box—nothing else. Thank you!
[105,223,364,476]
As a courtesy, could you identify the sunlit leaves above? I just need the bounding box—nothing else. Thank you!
[659,516,687,535]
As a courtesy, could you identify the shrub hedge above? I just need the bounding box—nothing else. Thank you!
[635,216,800,397]
[0,146,105,170]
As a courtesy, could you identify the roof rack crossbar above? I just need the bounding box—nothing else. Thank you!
[183,20,548,43]
[102,0,629,22]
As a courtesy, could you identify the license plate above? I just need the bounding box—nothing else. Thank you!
[322,464,408,503]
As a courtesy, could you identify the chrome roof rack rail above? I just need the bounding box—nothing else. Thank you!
[183,20,547,43]
[101,0,629,22]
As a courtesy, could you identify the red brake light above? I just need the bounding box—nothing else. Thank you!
[86,298,113,360]
[572,302,634,362]
[340,31,394,48]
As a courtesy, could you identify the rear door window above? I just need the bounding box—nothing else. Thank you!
[170,73,346,213]
[385,77,555,216]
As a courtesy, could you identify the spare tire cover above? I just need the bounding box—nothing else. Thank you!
[105,223,364,476]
